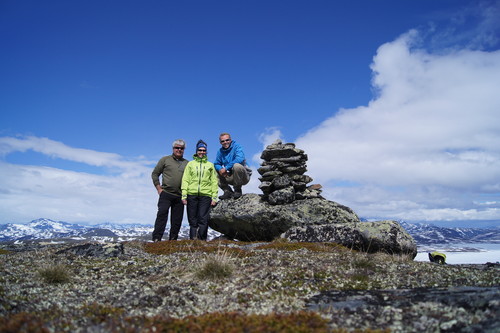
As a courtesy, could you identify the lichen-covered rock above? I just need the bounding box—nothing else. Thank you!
[209,193,360,241]
[268,186,295,205]
[210,193,416,256]
[258,139,320,202]
[212,139,417,256]
[282,220,417,258]
[55,242,124,258]
[306,286,500,332]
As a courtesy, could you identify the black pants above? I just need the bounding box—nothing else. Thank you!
[152,192,184,241]
[186,195,212,240]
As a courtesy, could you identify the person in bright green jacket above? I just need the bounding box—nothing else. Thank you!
[181,140,218,240]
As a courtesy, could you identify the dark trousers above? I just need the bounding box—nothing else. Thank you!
[186,195,212,240]
[152,192,184,241]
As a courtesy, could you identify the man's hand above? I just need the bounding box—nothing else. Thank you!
[156,185,163,195]
[219,168,229,177]
[182,199,187,205]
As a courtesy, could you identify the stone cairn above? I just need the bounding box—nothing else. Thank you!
[258,139,322,205]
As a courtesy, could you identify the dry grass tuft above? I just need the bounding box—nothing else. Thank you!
[38,263,71,284]
[144,239,249,257]
[256,239,350,253]
[195,247,235,280]
[119,311,331,332]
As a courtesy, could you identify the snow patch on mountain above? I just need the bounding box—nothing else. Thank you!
[0,218,498,245]
[0,218,221,242]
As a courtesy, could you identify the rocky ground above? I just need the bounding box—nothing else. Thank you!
[1,240,499,332]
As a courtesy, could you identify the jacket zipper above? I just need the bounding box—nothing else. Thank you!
[197,160,204,196]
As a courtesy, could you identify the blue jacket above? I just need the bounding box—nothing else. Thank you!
[214,140,246,172]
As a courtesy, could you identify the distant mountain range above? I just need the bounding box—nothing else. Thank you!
[0,218,220,243]
[0,218,498,245]
[399,221,500,245]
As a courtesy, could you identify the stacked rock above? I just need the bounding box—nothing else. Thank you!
[258,139,322,205]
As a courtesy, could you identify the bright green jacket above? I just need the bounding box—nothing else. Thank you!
[181,154,218,201]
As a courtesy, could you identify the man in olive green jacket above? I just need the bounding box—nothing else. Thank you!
[181,140,218,240]
[151,139,188,241]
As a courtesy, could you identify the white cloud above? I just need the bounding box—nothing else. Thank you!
[251,127,285,165]
[0,136,158,224]
[0,136,152,178]
[296,30,500,223]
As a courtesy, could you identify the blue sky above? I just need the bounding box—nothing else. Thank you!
[1,0,499,227]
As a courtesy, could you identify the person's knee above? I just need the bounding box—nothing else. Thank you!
[157,205,170,216]
[232,163,245,172]
[232,164,250,186]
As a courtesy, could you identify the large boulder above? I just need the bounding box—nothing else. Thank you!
[283,220,417,257]
[209,194,417,257]
[210,139,417,257]
[209,193,359,241]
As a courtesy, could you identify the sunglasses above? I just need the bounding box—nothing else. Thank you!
[197,149,207,152]
[220,139,231,143]
[173,147,185,150]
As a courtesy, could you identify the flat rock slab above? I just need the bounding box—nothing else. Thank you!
[307,286,500,332]
[56,242,124,258]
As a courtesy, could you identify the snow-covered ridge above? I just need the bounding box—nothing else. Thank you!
[399,221,500,245]
[0,218,498,245]
[0,218,220,242]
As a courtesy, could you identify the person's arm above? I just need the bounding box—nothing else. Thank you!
[181,162,192,203]
[214,150,229,177]
[151,157,165,195]
[213,150,223,172]
[225,144,245,171]
[210,164,219,204]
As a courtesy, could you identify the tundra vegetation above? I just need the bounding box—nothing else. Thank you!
[1,239,498,332]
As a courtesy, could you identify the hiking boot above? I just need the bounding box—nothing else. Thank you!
[233,186,242,199]
[219,190,234,200]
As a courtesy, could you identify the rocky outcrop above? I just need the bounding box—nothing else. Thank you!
[209,194,417,257]
[283,221,417,256]
[209,193,359,242]
[55,242,124,258]
[209,140,417,257]
[306,286,500,332]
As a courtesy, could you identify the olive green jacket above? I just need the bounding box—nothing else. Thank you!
[151,155,188,196]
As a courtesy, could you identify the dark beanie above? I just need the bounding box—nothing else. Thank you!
[196,140,207,151]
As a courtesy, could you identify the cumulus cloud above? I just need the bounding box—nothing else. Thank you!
[296,29,500,223]
[251,127,285,165]
[0,136,157,224]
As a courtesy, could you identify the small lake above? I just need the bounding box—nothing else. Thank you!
[414,243,500,264]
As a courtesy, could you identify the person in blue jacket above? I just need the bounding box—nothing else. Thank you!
[214,132,252,199]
